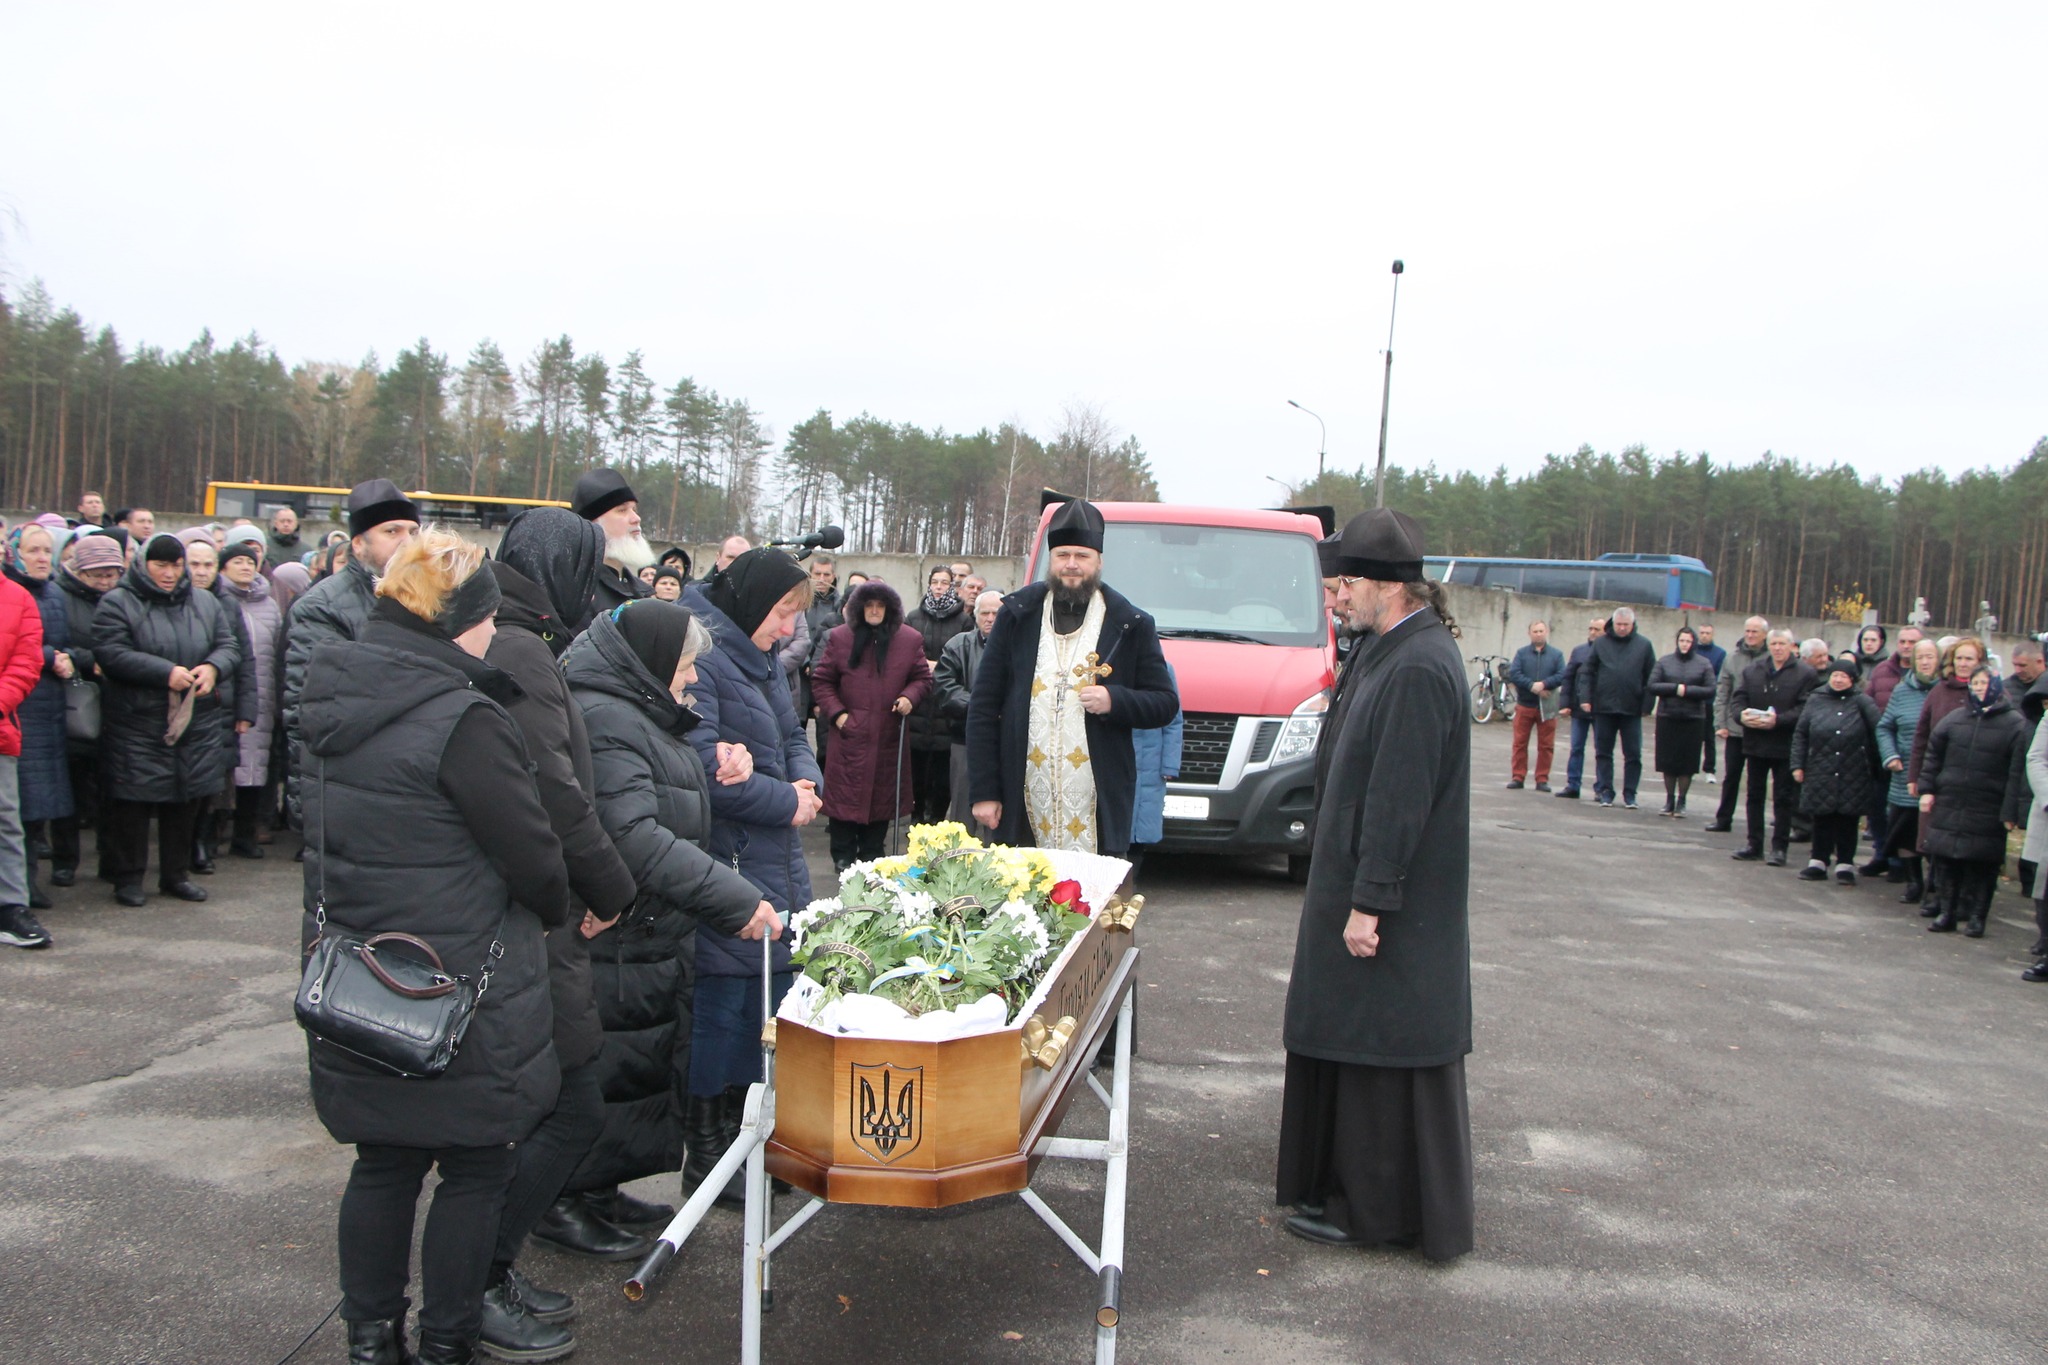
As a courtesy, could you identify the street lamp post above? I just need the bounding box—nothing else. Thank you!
[1286,399,1326,484]
[1373,259,1404,509]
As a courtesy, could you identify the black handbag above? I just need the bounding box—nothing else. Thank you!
[63,677,100,741]
[293,763,504,1078]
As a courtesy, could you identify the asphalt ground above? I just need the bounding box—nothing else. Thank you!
[2,719,2045,1364]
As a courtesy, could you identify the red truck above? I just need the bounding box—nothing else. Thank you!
[1027,500,1336,880]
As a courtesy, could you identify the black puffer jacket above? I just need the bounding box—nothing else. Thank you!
[562,610,762,1189]
[904,595,973,753]
[485,564,638,1071]
[298,607,570,1149]
[92,561,240,804]
[1920,694,2028,864]
[1789,686,1881,816]
[282,558,379,826]
[1647,650,1717,721]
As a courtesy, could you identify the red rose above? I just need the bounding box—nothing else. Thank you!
[1050,880,1090,916]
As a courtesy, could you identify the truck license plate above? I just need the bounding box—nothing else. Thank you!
[1161,795,1210,821]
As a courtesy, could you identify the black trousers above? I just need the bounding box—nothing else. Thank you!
[909,746,950,823]
[1809,813,1860,866]
[102,798,198,886]
[1713,735,1745,823]
[1742,754,1795,852]
[494,1061,606,1266]
[829,817,888,871]
[339,1140,519,1338]
[230,784,267,846]
[1592,714,1643,803]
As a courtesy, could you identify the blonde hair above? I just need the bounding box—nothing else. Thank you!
[375,528,486,622]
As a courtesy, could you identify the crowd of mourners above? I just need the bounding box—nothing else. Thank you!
[0,475,1187,1365]
[1502,609,2048,975]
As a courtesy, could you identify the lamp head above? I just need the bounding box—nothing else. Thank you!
[1391,259,1404,274]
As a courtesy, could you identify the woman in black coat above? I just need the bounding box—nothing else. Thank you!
[902,565,972,821]
[1919,667,2028,937]
[298,531,571,1365]
[91,535,239,907]
[563,602,780,1210]
[5,526,77,907]
[1790,653,1882,884]
[1647,626,1716,816]
[51,533,125,884]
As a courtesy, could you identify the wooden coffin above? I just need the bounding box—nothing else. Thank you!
[767,906,1140,1209]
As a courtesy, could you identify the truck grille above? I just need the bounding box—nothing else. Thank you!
[1178,714,1238,784]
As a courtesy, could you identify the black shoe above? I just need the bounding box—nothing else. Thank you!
[1928,912,1957,933]
[477,1278,575,1362]
[1284,1212,1372,1246]
[190,840,215,875]
[502,1266,575,1325]
[1859,858,1888,877]
[416,1330,475,1365]
[1535,782,1551,792]
[604,1187,676,1230]
[229,839,265,860]
[1505,780,1524,790]
[530,1195,653,1262]
[1835,866,1857,887]
[0,905,52,949]
[159,879,209,903]
[1732,847,1764,861]
[1704,819,1733,833]
[1797,863,1827,881]
[114,883,147,907]
[49,865,74,887]
[1766,849,1788,867]
[1964,915,1987,939]
[1554,788,1580,799]
[1901,882,1925,905]
[346,1317,413,1365]
[1293,1198,1327,1219]
[2022,961,2048,983]
[683,1095,745,1208]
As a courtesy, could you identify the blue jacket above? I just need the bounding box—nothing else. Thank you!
[1507,642,1567,709]
[1130,663,1183,846]
[680,584,824,978]
[1697,641,1727,676]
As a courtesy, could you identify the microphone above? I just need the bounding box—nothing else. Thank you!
[766,525,845,559]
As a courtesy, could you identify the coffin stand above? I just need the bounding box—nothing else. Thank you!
[624,902,1143,1365]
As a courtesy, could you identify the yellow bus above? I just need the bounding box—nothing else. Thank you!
[204,481,570,531]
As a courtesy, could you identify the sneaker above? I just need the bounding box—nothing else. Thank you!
[1705,772,1719,784]
[1835,866,1857,887]
[1597,798,1615,809]
[0,905,51,949]
[1623,798,1639,811]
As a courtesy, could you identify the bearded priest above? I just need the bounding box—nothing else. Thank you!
[573,467,656,613]
[1276,506,1475,1262]
[965,498,1177,856]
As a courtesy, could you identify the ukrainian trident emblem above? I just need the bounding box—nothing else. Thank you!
[850,1063,923,1164]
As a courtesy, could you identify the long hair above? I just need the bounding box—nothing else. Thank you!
[376,528,485,622]
[1398,576,1461,639]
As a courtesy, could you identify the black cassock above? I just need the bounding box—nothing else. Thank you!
[1277,605,1475,1261]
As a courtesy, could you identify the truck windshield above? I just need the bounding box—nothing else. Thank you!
[1032,522,1326,646]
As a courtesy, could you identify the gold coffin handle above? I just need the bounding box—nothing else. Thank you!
[1101,894,1144,933]
[1031,1015,1080,1071]
[760,1018,778,1049]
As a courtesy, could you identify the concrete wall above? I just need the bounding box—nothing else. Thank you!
[1443,583,2036,688]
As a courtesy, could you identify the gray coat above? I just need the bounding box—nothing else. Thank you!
[1284,607,1471,1069]
[1713,640,1769,735]
[219,576,282,788]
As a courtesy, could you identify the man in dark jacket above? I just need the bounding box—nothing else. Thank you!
[798,554,842,765]
[1552,616,1606,800]
[936,589,1000,823]
[280,479,420,827]
[478,512,642,1355]
[1579,606,1658,809]
[966,499,1178,857]
[572,467,654,614]
[263,505,304,571]
[1731,629,1819,865]
[1506,619,1567,791]
[905,565,974,822]
[1707,617,1770,831]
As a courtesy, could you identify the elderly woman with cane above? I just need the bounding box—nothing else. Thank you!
[809,578,932,872]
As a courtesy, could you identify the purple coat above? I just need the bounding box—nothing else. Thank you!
[810,584,933,825]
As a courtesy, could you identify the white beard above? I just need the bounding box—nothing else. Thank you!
[607,533,658,574]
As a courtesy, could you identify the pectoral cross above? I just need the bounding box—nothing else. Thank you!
[1072,653,1113,686]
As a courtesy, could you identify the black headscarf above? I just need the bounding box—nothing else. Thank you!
[703,548,808,641]
[498,506,604,638]
[613,599,696,688]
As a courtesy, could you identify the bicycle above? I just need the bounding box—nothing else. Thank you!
[1468,655,1515,724]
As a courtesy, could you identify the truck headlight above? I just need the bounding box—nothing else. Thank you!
[1270,690,1328,765]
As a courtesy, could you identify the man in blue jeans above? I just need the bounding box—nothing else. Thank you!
[1553,616,1606,799]
[1579,607,1657,809]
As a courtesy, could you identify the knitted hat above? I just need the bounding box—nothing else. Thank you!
[71,536,126,574]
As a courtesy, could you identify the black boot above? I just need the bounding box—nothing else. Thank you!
[602,1186,676,1229]
[346,1317,415,1365]
[682,1095,744,1208]
[478,1266,575,1363]
[1963,881,1991,938]
[27,864,50,910]
[190,832,215,875]
[415,1329,475,1365]
[529,1193,652,1261]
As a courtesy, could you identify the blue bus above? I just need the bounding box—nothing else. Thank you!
[1422,552,1715,610]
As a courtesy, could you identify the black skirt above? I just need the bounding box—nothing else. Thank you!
[1655,713,1706,776]
[1275,1052,1475,1261]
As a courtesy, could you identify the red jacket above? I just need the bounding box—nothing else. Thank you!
[0,576,46,758]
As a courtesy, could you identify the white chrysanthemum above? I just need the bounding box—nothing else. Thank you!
[895,886,938,926]
[788,897,843,953]
[994,899,1052,970]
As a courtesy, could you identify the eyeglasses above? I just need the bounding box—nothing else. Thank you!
[1337,575,1368,586]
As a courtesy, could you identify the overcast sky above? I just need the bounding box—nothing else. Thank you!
[4,3,2041,508]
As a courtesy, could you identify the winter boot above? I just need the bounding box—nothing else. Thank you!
[477,1265,575,1363]
[682,1095,744,1208]
[1963,881,1991,938]
[346,1317,416,1365]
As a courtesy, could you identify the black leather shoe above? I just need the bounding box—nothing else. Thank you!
[415,1330,475,1365]
[1797,864,1827,881]
[1284,1212,1370,1246]
[1704,819,1733,833]
[1535,782,1551,792]
[1859,858,1888,877]
[229,839,266,860]
[1928,914,1957,933]
[1554,788,1580,799]
[1505,780,1524,790]
[530,1195,653,1261]
[683,1096,745,1208]
[1293,1198,1327,1219]
[1766,849,1788,868]
[1732,847,1764,861]
[604,1187,676,1229]
[1963,915,1986,939]
[2022,961,2048,983]
[159,879,209,902]
[477,1278,574,1362]
[346,1317,414,1365]
[49,866,75,887]
[503,1266,575,1324]
[1901,882,1925,905]
[114,883,147,907]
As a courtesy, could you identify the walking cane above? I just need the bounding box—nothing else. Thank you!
[888,713,908,857]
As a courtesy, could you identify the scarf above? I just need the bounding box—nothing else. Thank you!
[1966,671,2006,715]
[614,599,695,690]
[703,548,807,639]
[919,589,962,620]
[498,506,604,637]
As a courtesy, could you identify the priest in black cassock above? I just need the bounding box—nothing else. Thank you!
[1277,506,1475,1261]
[964,498,1178,856]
